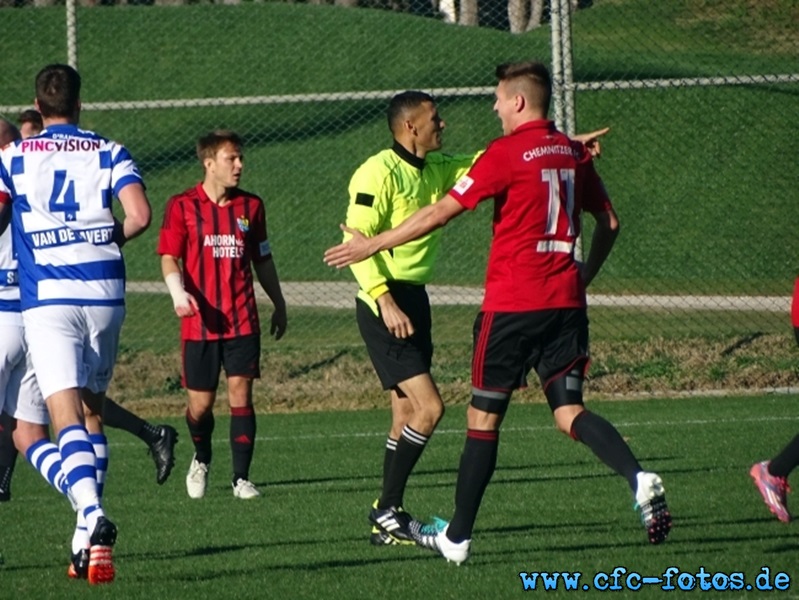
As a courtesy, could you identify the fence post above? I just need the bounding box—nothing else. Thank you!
[550,0,582,261]
[66,0,78,69]
[550,0,574,135]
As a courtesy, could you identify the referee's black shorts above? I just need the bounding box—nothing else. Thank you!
[471,308,589,393]
[356,282,433,390]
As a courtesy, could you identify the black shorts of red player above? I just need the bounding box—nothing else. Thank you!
[182,334,261,391]
[471,308,590,411]
[356,281,433,393]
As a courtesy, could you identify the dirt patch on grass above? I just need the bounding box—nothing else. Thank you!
[108,333,798,418]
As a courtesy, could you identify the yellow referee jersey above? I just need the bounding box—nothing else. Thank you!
[345,141,479,314]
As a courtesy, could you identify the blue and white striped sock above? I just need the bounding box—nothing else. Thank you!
[89,433,108,499]
[72,512,90,554]
[25,439,69,497]
[58,424,103,534]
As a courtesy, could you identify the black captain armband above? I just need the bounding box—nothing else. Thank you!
[355,193,375,208]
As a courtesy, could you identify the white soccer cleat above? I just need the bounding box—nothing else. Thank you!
[411,522,471,565]
[634,471,672,544]
[437,526,471,565]
[186,455,208,499]
[232,478,261,499]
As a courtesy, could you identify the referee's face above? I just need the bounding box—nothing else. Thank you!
[413,101,445,153]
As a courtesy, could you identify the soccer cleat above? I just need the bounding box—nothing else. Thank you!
[232,478,261,499]
[87,517,117,585]
[750,461,791,523]
[634,471,672,544]
[410,522,471,565]
[67,548,90,580]
[148,425,178,485]
[369,525,398,546]
[186,455,208,499]
[368,500,416,545]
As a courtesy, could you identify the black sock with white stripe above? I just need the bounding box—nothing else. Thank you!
[381,437,398,494]
[379,426,428,509]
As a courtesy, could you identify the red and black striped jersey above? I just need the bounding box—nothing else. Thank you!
[450,119,613,312]
[157,183,271,341]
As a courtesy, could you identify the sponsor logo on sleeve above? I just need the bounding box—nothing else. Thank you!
[453,175,474,195]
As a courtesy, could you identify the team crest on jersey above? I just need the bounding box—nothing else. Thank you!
[237,216,250,233]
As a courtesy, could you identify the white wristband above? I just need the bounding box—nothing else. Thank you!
[164,272,186,305]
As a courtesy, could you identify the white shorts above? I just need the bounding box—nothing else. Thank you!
[0,319,48,425]
[22,305,126,400]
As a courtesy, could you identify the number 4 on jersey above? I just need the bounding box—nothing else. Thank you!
[48,170,81,221]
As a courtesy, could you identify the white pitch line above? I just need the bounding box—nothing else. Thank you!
[104,413,799,447]
[127,280,790,312]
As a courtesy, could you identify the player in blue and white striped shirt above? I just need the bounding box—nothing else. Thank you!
[0,64,152,585]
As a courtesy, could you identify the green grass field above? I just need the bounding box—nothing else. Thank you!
[1,6,797,591]
[3,395,799,598]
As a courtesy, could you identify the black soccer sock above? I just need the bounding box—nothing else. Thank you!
[570,410,642,491]
[448,429,499,543]
[379,426,428,509]
[0,412,18,469]
[381,437,398,494]
[769,435,799,479]
[0,413,17,501]
[103,398,161,445]
[230,406,256,482]
[186,409,215,465]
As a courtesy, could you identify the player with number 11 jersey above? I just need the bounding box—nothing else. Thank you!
[450,121,611,313]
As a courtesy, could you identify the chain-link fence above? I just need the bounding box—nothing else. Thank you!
[2,0,797,408]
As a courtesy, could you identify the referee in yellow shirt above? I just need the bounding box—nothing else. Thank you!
[342,91,477,545]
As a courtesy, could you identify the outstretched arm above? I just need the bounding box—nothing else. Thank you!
[572,127,610,159]
[324,194,465,268]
